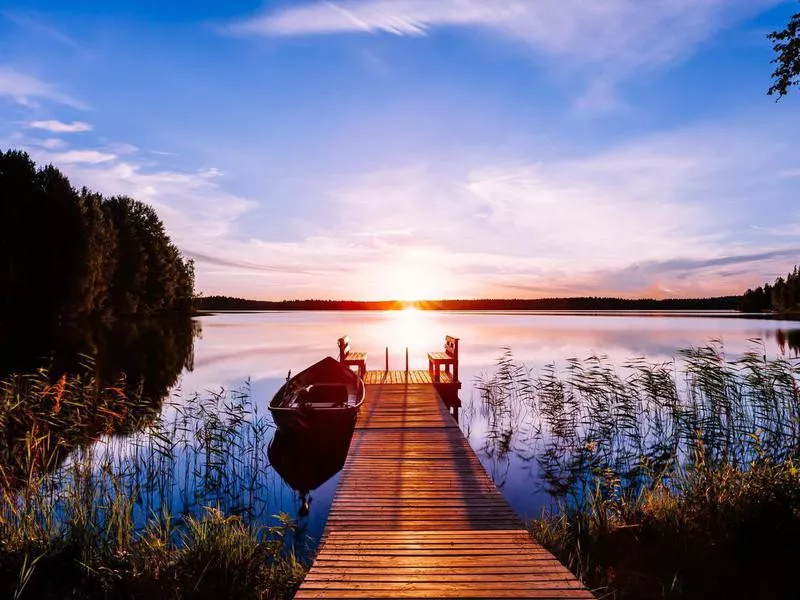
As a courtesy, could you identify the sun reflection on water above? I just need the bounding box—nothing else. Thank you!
[379,307,443,369]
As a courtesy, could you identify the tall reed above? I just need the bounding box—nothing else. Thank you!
[477,342,800,501]
[477,342,800,598]
[0,369,305,599]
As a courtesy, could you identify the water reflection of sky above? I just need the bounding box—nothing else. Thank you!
[182,311,800,534]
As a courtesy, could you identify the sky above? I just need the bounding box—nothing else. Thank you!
[1,0,799,301]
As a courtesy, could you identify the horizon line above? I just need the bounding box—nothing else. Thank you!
[196,295,741,302]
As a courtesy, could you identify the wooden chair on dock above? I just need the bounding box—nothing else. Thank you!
[428,335,459,383]
[337,336,367,378]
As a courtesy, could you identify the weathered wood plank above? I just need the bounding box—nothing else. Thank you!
[295,382,592,599]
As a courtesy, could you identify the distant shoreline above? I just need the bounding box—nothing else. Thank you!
[193,309,800,321]
[195,295,742,312]
[191,296,800,321]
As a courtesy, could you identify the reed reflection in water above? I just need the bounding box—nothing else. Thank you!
[0,317,199,486]
[474,342,800,509]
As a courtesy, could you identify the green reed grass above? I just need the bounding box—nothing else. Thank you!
[0,369,305,599]
[478,342,800,599]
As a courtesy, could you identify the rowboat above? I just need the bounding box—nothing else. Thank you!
[268,356,365,433]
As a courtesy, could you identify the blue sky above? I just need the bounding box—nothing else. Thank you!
[1,0,799,300]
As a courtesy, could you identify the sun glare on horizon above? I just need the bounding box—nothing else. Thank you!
[373,261,447,302]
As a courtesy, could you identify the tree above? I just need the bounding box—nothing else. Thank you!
[768,5,800,98]
[0,150,194,321]
[739,284,771,312]
[0,152,88,318]
[740,266,800,314]
[77,188,117,315]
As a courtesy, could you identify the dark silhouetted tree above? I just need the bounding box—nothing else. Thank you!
[77,188,118,315]
[739,284,773,312]
[772,267,800,312]
[768,4,800,98]
[0,150,194,321]
[740,267,800,313]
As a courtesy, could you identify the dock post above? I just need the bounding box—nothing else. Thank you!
[405,347,409,374]
[385,346,389,372]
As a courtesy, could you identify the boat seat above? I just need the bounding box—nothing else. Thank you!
[298,384,349,406]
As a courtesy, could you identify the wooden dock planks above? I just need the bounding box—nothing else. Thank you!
[295,383,594,599]
[363,370,457,386]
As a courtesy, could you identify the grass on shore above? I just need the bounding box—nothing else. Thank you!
[531,458,800,599]
[1,505,304,600]
[0,369,306,599]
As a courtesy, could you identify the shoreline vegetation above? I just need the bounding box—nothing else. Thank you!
[194,295,742,312]
[739,266,800,314]
[0,370,306,599]
[532,460,800,599]
[477,345,800,599]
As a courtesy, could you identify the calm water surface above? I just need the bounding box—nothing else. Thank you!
[178,310,800,546]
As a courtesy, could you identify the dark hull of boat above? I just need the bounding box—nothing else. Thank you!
[268,356,365,434]
[270,404,359,435]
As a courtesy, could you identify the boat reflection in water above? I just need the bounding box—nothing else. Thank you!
[268,357,362,517]
[268,413,355,517]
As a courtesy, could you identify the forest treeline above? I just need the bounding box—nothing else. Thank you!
[740,266,800,313]
[196,295,741,312]
[0,150,194,322]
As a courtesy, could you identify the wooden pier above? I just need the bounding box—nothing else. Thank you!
[295,369,594,598]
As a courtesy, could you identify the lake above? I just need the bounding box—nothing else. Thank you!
[173,310,800,548]
[4,310,799,555]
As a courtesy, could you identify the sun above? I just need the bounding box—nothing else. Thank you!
[374,262,444,302]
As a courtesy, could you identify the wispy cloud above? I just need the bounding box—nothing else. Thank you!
[232,0,782,76]
[573,78,626,115]
[27,119,93,133]
[585,248,800,296]
[626,249,800,275]
[0,66,87,109]
[51,150,116,164]
[764,221,800,237]
[64,163,256,244]
[36,138,67,150]
[185,251,323,276]
[2,11,84,52]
